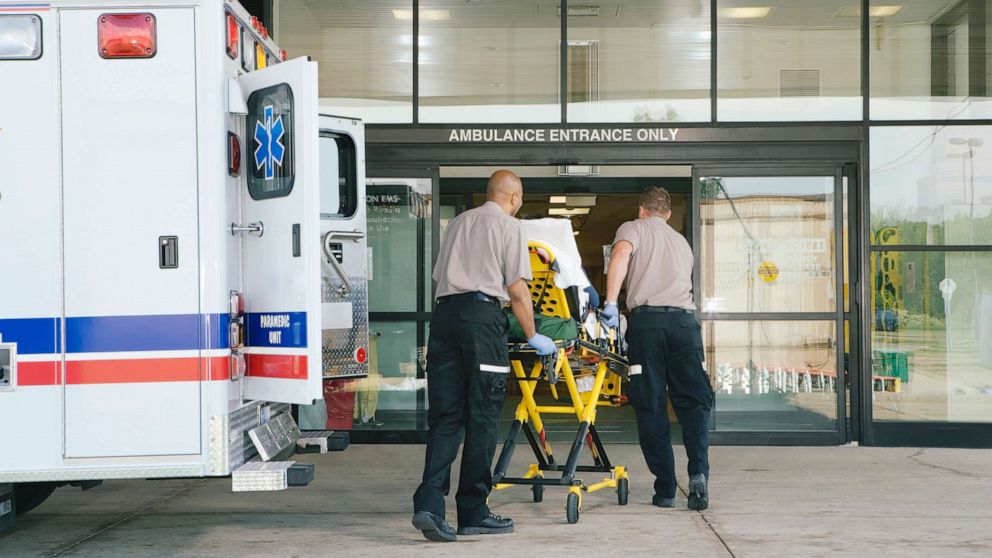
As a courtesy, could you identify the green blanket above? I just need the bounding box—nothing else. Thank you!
[505,308,579,342]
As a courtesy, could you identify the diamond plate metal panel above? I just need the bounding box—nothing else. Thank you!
[321,276,369,378]
[226,402,292,473]
[231,461,293,492]
[0,466,204,483]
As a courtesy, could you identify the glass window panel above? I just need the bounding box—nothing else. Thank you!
[566,1,710,123]
[358,321,426,430]
[275,1,412,123]
[870,0,992,120]
[700,176,837,313]
[870,125,992,246]
[319,134,358,219]
[704,320,839,431]
[419,1,560,123]
[298,321,421,431]
[870,251,992,423]
[367,179,432,312]
[717,1,861,121]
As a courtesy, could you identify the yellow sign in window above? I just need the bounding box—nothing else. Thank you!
[758,261,779,283]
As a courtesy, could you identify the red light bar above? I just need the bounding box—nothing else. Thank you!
[250,16,259,31]
[260,26,268,40]
[226,14,238,59]
[98,13,156,59]
[280,50,287,61]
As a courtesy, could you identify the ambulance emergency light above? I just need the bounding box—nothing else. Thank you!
[98,13,156,59]
[0,14,42,60]
[226,14,239,59]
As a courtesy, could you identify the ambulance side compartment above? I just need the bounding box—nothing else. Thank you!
[0,9,63,473]
[58,6,204,462]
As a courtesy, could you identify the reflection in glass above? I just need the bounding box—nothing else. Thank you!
[705,320,838,431]
[717,0,861,121]
[870,126,992,246]
[871,252,992,423]
[700,176,837,313]
[367,179,432,312]
[567,1,710,122]
[356,321,426,430]
[275,1,413,123]
[870,0,992,120]
[418,1,560,123]
[301,322,425,431]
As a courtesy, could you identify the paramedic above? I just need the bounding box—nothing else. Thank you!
[412,170,556,542]
[602,187,712,511]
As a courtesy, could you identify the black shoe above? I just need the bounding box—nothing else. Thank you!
[412,511,457,542]
[687,474,708,511]
[652,495,675,508]
[457,512,514,535]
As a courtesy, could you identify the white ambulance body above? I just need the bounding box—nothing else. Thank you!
[0,0,368,516]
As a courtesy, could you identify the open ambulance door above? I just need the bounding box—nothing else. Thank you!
[238,58,322,405]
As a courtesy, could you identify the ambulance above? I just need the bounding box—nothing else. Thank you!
[0,0,369,527]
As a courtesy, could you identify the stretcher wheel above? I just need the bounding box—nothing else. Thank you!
[532,483,544,503]
[617,478,629,506]
[566,492,580,524]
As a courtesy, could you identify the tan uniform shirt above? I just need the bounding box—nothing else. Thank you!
[434,201,532,303]
[613,216,696,310]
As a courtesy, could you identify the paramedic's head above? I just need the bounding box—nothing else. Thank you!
[639,187,672,220]
[487,170,524,216]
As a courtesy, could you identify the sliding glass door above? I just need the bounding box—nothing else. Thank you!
[694,166,852,443]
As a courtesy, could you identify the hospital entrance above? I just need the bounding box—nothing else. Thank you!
[354,163,856,446]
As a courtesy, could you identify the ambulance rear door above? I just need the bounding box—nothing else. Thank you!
[238,57,322,405]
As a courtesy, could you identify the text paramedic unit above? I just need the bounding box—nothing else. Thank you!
[0,0,370,524]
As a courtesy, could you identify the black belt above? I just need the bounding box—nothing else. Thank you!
[437,291,500,305]
[631,305,693,315]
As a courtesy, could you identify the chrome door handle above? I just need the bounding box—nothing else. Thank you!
[230,221,264,236]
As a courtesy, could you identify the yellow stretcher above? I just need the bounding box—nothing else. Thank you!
[492,241,630,524]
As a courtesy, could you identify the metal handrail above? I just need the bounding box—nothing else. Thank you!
[322,230,365,296]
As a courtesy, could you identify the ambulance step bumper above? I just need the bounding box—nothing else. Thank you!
[232,461,292,492]
[232,461,316,492]
[296,431,349,454]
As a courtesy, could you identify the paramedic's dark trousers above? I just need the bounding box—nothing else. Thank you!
[627,309,713,499]
[413,299,510,526]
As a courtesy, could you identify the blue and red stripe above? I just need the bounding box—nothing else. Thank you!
[0,313,308,386]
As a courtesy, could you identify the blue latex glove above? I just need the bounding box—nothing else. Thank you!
[527,333,556,356]
[601,303,619,329]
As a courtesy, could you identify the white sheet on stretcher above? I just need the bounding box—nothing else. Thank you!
[521,218,591,291]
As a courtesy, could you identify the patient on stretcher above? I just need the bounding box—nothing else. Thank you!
[504,218,613,344]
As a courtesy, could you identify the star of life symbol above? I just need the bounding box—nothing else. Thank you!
[254,105,285,180]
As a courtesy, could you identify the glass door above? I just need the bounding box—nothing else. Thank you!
[694,166,850,443]
[348,169,437,442]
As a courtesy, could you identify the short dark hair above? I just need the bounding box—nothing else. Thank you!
[640,187,671,215]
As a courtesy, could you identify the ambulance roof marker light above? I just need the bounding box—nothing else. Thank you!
[98,13,156,59]
[225,14,238,59]
[0,14,43,60]
[280,50,287,61]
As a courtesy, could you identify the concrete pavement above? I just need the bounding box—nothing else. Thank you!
[2,444,990,557]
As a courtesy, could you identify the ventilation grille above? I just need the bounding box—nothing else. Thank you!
[779,69,820,97]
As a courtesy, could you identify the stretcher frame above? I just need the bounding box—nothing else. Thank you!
[492,241,630,524]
